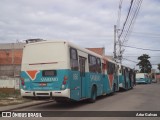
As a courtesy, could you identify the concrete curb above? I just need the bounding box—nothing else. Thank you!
[0,100,54,111]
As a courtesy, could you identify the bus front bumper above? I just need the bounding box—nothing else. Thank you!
[136,81,147,84]
[20,89,70,98]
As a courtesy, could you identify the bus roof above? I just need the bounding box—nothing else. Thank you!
[25,40,116,64]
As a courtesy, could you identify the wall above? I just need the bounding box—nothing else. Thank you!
[0,49,23,65]
[0,43,24,77]
[0,77,20,90]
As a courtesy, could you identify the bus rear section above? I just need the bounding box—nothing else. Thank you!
[136,73,151,84]
[20,41,71,99]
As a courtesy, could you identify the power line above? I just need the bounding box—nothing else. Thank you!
[122,57,138,63]
[124,56,160,57]
[115,0,143,63]
[129,31,160,36]
[118,0,137,42]
[119,0,137,43]
[119,30,160,38]
[118,0,133,40]
[122,58,159,65]
[120,44,160,51]
[121,0,143,44]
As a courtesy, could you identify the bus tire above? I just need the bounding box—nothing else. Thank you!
[113,84,116,93]
[89,86,97,103]
[54,98,67,103]
[126,83,128,90]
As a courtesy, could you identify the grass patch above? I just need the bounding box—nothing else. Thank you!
[0,90,32,106]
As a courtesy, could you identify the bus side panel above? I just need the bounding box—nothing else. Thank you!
[119,75,127,89]
[69,72,105,101]
[69,71,81,101]
[114,73,119,92]
[119,75,123,88]
[70,72,91,100]
[102,75,111,94]
[126,73,130,89]
[95,74,103,96]
[86,73,103,98]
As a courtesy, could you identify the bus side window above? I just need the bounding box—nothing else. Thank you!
[97,58,101,73]
[88,55,97,73]
[107,62,114,75]
[70,48,78,71]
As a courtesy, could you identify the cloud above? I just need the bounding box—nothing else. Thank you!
[0,0,160,70]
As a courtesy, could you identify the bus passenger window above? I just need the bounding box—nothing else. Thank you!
[107,62,114,75]
[102,63,106,73]
[88,55,97,73]
[97,58,101,73]
[70,48,78,71]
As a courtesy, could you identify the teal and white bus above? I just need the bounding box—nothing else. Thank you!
[136,73,151,84]
[20,40,133,102]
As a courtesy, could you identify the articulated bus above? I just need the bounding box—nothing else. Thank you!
[20,40,135,102]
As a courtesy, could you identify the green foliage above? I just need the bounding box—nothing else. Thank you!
[137,54,152,73]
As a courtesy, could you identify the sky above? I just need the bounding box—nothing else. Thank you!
[0,0,160,71]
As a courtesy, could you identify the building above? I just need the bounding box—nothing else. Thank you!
[86,48,105,56]
[87,47,114,61]
[0,43,25,77]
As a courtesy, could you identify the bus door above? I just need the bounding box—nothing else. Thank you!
[79,56,86,98]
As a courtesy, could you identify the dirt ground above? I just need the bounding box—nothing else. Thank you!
[0,90,30,106]
[0,98,30,106]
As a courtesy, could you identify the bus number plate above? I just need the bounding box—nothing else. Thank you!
[39,82,47,86]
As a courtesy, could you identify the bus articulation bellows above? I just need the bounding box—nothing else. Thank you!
[20,40,135,102]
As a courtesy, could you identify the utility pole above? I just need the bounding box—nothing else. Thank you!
[114,25,117,61]
[119,40,122,64]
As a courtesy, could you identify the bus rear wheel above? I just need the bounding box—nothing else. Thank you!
[89,86,97,103]
[126,83,128,90]
[113,84,116,93]
[54,97,69,103]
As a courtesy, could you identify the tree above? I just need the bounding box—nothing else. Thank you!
[137,54,152,73]
[158,64,160,72]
